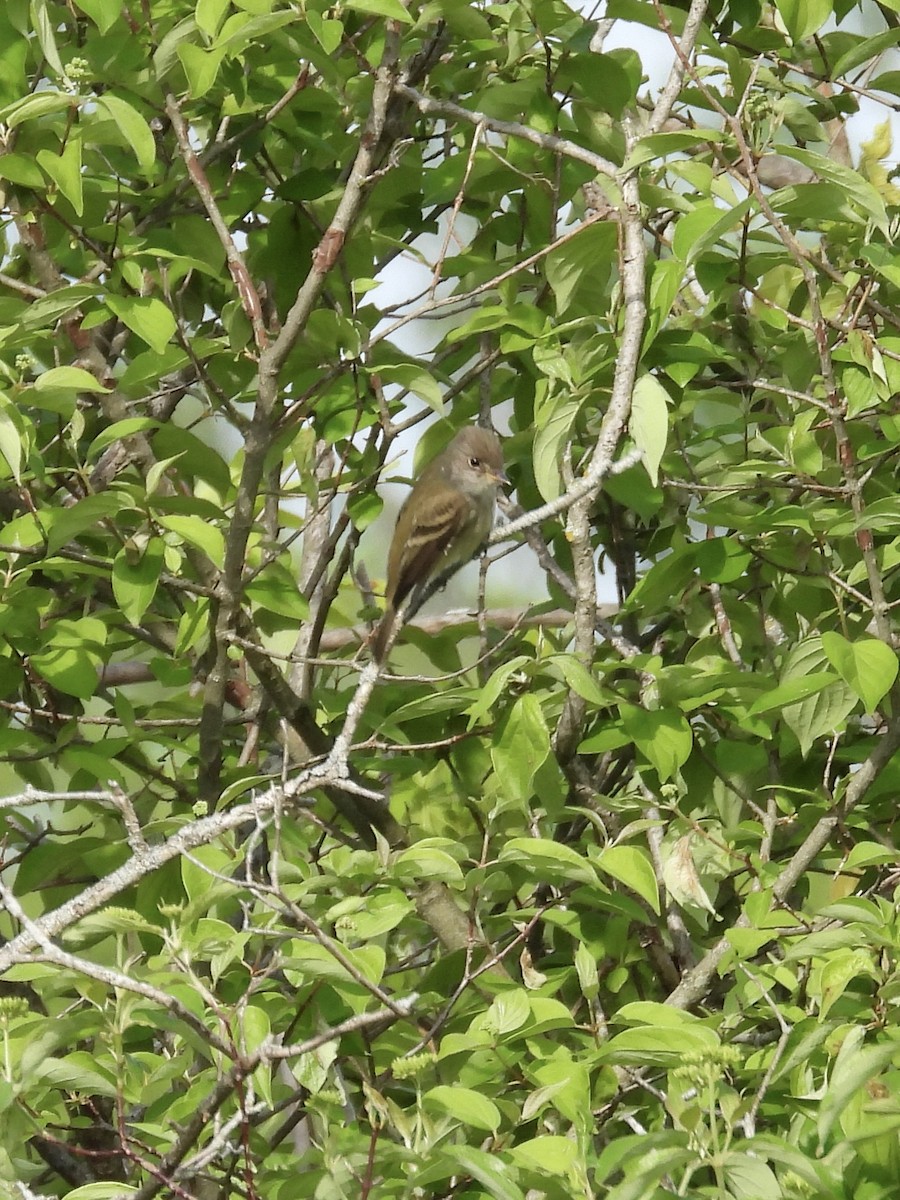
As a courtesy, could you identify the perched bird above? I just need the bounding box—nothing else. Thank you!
[373,425,508,659]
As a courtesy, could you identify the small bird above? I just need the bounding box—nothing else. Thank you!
[372,425,508,659]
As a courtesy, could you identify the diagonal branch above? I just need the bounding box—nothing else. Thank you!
[0,778,319,972]
[129,1000,415,1200]
[165,92,270,353]
[665,711,900,1009]
[647,0,709,134]
[195,29,405,804]
[394,83,620,179]
[0,878,234,1058]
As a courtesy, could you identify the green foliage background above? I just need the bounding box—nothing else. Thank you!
[3,0,900,1196]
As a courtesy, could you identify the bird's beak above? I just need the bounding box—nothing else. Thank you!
[492,467,510,489]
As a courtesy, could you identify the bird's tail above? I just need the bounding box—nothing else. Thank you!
[371,605,396,662]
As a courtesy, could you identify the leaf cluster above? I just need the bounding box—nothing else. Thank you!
[3,0,900,1197]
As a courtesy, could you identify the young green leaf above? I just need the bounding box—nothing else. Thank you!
[630,375,669,486]
[821,631,898,713]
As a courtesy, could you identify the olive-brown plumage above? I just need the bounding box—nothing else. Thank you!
[373,426,507,659]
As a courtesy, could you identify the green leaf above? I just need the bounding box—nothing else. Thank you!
[245,563,310,621]
[37,136,83,215]
[20,284,101,329]
[306,11,344,53]
[777,638,860,756]
[748,673,838,716]
[437,1146,524,1200]
[483,989,531,1035]
[68,908,162,937]
[645,257,685,346]
[106,295,176,354]
[0,90,70,127]
[283,940,386,988]
[152,422,231,492]
[595,845,660,914]
[843,842,900,871]
[672,198,753,264]
[722,1153,781,1200]
[88,418,159,459]
[821,631,898,713]
[31,617,107,698]
[424,1085,501,1131]
[0,394,24,482]
[831,28,900,78]
[560,49,639,119]
[532,397,581,502]
[774,0,832,40]
[95,95,157,173]
[491,695,551,807]
[30,0,65,78]
[577,723,631,754]
[575,942,599,1000]
[776,146,888,231]
[240,1004,270,1054]
[44,493,125,555]
[818,1029,895,1147]
[112,539,164,624]
[36,1054,116,1098]
[870,70,900,96]
[196,0,230,36]
[331,890,414,939]
[177,42,226,97]
[531,341,575,385]
[508,1135,577,1175]
[449,303,545,349]
[145,451,181,496]
[603,1023,719,1066]
[784,682,858,757]
[466,657,532,724]
[157,514,225,568]
[377,364,444,414]
[215,9,307,51]
[620,706,692,781]
[743,1134,839,1192]
[153,15,197,79]
[694,537,751,584]
[816,949,875,1021]
[0,152,45,188]
[630,375,669,486]
[347,489,382,531]
[343,0,413,22]
[551,653,607,705]
[393,842,464,884]
[623,544,695,611]
[523,996,578,1035]
[500,838,599,886]
[627,130,727,169]
[36,366,109,395]
[595,1133,694,1195]
[860,244,900,293]
[74,0,122,32]
[545,222,617,314]
[616,1000,706,1027]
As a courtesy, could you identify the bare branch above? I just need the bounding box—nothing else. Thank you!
[394,83,620,179]
[665,715,900,1009]
[165,92,270,353]
[0,780,318,972]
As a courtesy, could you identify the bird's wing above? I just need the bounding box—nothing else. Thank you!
[390,484,470,609]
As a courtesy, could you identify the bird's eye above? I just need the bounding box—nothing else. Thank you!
[469,456,480,468]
